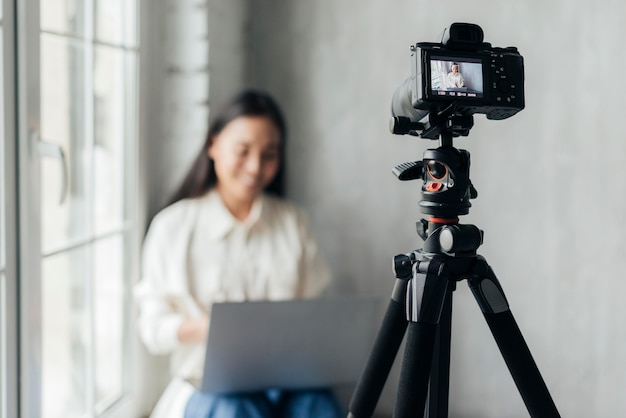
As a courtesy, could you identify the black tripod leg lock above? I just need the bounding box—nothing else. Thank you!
[468,258,510,314]
[406,259,449,324]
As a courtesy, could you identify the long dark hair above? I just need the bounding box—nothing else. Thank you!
[167,89,287,207]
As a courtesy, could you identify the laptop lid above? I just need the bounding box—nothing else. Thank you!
[200,296,380,394]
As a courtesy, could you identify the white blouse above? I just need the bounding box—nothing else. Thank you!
[134,189,331,416]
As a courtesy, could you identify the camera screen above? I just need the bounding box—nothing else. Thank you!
[429,56,484,99]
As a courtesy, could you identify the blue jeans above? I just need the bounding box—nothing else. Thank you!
[184,388,344,418]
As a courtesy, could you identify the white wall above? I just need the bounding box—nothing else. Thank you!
[244,1,626,417]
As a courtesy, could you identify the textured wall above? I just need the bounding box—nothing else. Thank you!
[244,1,626,417]
[144,0,246,217]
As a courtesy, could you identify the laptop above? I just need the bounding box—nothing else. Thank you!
[199,296,381,394]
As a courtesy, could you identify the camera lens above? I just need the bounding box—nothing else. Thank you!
[427,160,447,180]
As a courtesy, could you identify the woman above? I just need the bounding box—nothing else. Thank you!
[446,62,465,89]
[135,90,343,417]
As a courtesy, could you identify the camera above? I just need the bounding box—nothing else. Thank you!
[391,23,524,138]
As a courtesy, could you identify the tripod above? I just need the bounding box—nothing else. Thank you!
[346,116,561,418]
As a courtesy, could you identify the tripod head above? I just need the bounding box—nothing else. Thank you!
[391,110,478,223]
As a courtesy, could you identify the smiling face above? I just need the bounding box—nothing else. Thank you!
[208,116,281,216]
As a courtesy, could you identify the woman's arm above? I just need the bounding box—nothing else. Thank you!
[135,206,208,354]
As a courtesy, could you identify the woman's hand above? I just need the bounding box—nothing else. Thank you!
[177,315,209,344]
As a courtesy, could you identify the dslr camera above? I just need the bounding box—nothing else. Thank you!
[391,23,524,138]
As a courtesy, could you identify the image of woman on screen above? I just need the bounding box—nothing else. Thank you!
[446,62,465,89]
[134,89,343,418]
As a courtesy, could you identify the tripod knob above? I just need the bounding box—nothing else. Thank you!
[393,253,415,280]
[439,228,455,253]
[389,116,425,135]
[438,224,484,253]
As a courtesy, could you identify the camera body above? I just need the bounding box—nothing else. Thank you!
[392,23,525,131]
[412,42,524,120]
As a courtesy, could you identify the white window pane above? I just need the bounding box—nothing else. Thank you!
[123,0,138,47]
[94,234,126,410]
[41,0,86,38]
[94,46,125,234]
[40,34,90,254]
[41,235,131,416]
[42,248,89,418]
[123,52,138,220]
[95,0,138,47]
[95,0,122,45]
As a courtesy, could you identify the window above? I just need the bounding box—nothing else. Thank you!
[2,1,142,417]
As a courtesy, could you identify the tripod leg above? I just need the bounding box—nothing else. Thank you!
[427,286,454,418]
[394,265,450,418]
[469,259,561,418]
[395,322,437,418]
[348,279,409,418]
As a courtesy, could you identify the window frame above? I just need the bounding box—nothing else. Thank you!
[16,0,43,416]
[3,0,145,416]
[2,0,19,416]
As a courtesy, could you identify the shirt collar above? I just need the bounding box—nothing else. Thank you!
[198,189,266,241]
